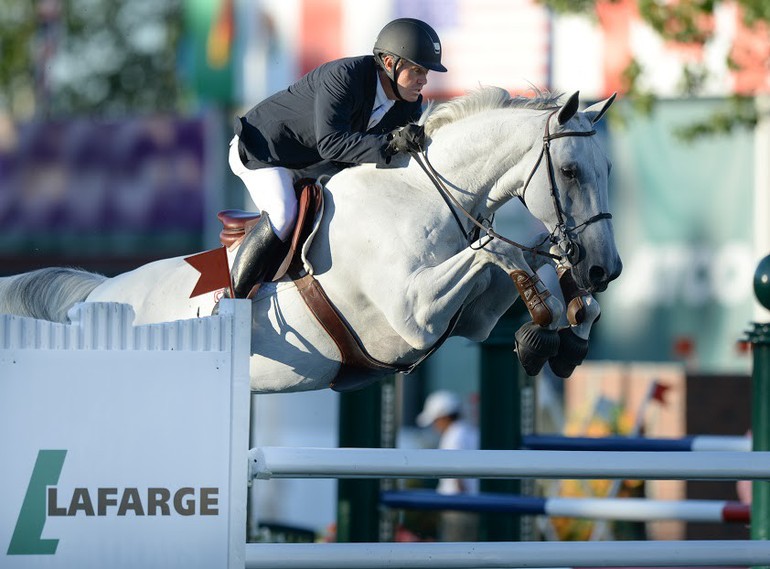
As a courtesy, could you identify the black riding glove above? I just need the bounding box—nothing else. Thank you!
[386,124,425,156]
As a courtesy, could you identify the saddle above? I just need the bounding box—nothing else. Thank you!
[217,179,423,392]
[217,178,323,280]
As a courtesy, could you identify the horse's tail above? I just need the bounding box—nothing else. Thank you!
[0,267,107,323]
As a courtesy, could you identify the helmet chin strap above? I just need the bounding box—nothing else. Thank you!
[384,56,406,102]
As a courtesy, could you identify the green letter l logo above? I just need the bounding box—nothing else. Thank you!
[7,450,67,555]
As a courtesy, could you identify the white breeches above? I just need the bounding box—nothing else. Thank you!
[228,136,297,242]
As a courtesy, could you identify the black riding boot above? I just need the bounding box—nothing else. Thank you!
[227,211,289,299]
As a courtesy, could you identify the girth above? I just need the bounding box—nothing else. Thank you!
[293,274,409,391]
[292,272,461,392]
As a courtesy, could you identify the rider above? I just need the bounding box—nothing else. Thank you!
[226,18,447,298]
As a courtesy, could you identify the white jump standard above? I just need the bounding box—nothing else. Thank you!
[5,302,770,569]
[1,301,252,569]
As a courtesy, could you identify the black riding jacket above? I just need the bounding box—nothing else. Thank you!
[234,56,422,171]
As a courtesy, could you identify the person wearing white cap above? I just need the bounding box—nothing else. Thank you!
[416,390,479,541]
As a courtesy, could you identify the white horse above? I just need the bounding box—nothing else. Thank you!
[0,88,621,393]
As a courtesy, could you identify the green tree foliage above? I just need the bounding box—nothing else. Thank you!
[0,0,183,118]
[0,3,38,117]
[539,0,770,139]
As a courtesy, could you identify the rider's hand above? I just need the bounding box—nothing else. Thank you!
[386,124,425,156]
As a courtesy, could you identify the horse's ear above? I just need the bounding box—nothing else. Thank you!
[557,91,580,125]
[584,92,617,124]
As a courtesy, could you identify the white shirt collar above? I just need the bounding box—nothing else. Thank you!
[373,75,395,113]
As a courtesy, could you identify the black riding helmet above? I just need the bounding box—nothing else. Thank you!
[373,18,447,100]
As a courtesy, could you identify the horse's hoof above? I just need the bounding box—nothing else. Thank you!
[548,328,589,378]
[514,322,560,376]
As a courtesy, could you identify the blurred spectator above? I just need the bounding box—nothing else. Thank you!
[417,390,480,541]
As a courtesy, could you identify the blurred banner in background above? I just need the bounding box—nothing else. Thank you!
[0,0,764,370]
[183,0,234,104]
[594,98,754,373]
[0,117,207,263]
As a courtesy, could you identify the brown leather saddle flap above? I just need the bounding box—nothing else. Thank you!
[287,179,324,276]
[217,178,323,281]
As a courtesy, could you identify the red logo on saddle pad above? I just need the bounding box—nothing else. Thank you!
[185,247,233,298]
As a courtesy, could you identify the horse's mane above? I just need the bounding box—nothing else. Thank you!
[422,86,561,136]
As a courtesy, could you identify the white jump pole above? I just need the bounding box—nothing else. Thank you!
[544,497,745,522]
[250,447,770,480]
[690,435,752,451]
[243,540,770,569]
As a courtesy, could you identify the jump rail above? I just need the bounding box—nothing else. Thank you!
[249,447,770,480]
[523,434,752,452]
[243,540,770,569]
[380,489,750,523]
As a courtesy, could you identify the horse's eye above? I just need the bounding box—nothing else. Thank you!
[560,166,577,180]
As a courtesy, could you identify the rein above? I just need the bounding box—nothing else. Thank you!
[413,151,561,261]
[413,109,612,265]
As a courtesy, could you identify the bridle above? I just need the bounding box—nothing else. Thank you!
[412,109,612,265]
[519,109,613,264]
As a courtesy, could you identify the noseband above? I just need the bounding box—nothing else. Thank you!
[519,109,612,265]
[412,109,611,265]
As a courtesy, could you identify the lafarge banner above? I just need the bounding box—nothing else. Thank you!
[591,99,755,373]
[0,302,251,568]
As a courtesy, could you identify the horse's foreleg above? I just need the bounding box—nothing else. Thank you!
[391,241,564,351]
[510,269,556,327]
[509,268,563,373]
[521,231,557,273]
[500,233,570,376]
[547,265,601,378]
[470,240,566,377]
[395,250,500,349]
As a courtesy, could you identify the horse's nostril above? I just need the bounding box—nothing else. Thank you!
[589,265,607,286]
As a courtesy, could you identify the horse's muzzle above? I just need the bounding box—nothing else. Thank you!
[586,260,622,292]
